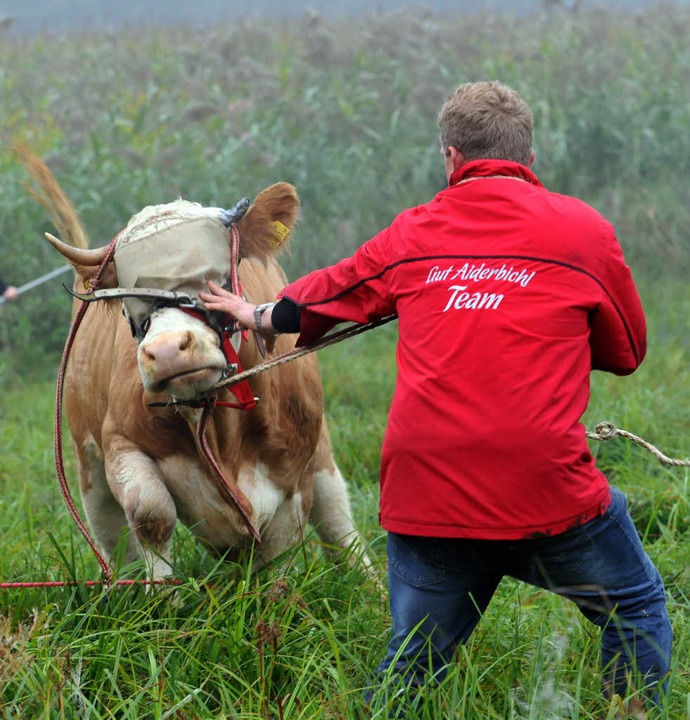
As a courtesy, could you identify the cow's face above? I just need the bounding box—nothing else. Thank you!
[137,307,232,399]
[114,208,239,400]
[45,183,300,401]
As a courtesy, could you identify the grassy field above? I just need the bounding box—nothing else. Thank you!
[0,286,688,718]
[0,2,689,718]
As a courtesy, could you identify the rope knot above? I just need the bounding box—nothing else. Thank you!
[593,422,618,439]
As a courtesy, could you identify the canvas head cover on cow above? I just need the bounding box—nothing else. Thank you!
[20,148,370,583]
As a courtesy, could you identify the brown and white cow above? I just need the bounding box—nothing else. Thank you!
[23,151,369,582]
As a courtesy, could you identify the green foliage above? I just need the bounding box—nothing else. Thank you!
[0,5,689,718]
[2,5,690,371]
[0,276,688,717]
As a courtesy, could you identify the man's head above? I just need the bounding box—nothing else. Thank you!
[438,81,534,176]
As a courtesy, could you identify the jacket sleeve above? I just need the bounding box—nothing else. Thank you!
[279,226,397,346]
[589,230,647,375]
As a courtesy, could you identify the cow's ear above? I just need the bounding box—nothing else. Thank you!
[236,182,300,261]
[70,259,119,291]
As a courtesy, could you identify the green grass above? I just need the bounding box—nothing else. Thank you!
[0,278,688,718]
[0,4,689,717]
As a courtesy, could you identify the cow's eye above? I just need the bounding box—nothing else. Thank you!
[141,317,151,334]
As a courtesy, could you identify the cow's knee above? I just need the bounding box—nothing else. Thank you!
[127,501,177,549]
[122,486,177,580]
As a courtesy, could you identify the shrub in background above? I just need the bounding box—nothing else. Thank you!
[0,4,688,375]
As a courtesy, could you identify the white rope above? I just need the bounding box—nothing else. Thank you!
[0,264,72,305]
[586,422,690,467]
[210,315,397,393]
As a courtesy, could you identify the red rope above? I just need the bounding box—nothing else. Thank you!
[53,234,122,582]
[0,579,184,589]
[197,402,261,542]
[177,223,261,540]
[229,224,242,296]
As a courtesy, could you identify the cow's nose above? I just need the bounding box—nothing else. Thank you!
[141,331,193,364]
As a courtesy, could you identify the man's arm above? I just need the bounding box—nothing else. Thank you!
[200,225,397,346]
[589,234,647,375]
[0,278,17,301]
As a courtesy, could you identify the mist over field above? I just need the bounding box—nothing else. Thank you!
[0,0,686,32]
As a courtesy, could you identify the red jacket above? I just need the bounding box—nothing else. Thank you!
[281,160,647,539]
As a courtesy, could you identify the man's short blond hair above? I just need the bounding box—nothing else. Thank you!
[438,81,533,166]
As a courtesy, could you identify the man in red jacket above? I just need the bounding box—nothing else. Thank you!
[201,81,671,712]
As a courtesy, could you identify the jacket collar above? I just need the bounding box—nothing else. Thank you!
[449,159,542,188]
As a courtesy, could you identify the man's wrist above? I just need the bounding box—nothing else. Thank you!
[253,302,276,335]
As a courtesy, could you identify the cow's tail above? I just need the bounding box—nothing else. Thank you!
[14,145,90,250]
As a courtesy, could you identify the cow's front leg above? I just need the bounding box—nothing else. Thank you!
[76,435,139,567]
[309,426,372,566]
[105,439,177,581]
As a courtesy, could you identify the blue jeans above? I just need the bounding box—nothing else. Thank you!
[373,487,672,708]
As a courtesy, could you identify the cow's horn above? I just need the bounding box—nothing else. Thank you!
[45,232,110,266]
[220,197,251,227]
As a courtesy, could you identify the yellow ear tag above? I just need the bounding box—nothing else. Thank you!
[270,220,290,248]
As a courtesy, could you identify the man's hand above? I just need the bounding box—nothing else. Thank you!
[199,281,254,329]
[200,281,279,354]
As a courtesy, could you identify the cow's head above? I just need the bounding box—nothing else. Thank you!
[46,183,299,400]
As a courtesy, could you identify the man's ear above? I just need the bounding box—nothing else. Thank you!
[448,146,465,170]
[529,149,535,168]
